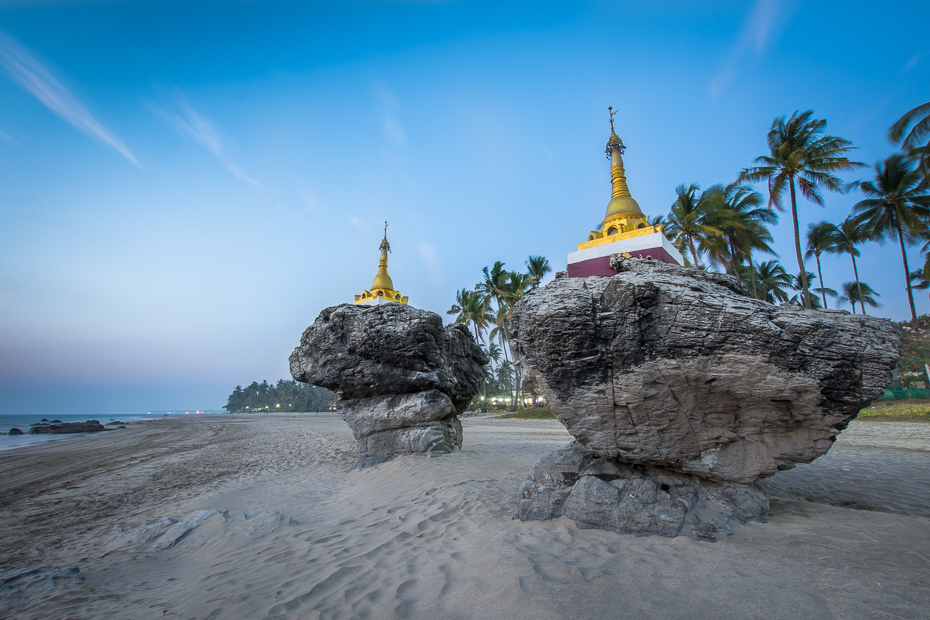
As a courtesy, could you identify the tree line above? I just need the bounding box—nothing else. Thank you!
[447,256,552,412]
[223,380,337,413]
[448,102,930,402]
[657,104,930,321]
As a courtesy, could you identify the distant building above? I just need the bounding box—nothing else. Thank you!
[567,107,683,277]
[354,222,410,305]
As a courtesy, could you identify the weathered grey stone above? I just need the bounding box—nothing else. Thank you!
[339,390,463,467]
[510,257,901,484]
[290,303,486,408]
[517,442,768,541]
[290,303,486,467]
[511,258,900,539]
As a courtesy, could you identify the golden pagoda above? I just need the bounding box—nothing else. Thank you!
[354,222,409,305]
[576,107,663,251]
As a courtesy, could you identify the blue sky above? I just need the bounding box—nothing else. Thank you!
[1,0,928,413]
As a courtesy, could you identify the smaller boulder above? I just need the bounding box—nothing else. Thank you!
[7,428,23,436]
[339,390,463,468]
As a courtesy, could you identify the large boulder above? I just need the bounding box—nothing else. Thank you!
[290,303,485,406]
[290,303,487,467]
[511,257,900,539]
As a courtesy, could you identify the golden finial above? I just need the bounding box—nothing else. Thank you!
[606,106,625,158]
[380,221,390,252]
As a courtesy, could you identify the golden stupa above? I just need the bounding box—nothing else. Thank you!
[576,107,662,250]
[354,223,409,305]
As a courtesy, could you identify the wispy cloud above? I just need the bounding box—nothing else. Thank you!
[902,51,929,74]
[384,113,406,146]
[0,30,138,165]
[0,128,14,144]
[148,87,260,186]
[709,0,792,99]
[417,241,442,285]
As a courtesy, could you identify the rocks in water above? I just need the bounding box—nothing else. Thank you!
[290,303,487,467]
[511,258,901,540]
[28,420,108,434]
[7,428,23,435]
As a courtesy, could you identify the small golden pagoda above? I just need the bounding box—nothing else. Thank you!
[577,107,662,251]
[354,222,409,305]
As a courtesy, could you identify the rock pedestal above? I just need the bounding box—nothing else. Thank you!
[510,257,900,540]
[290,303,487,467]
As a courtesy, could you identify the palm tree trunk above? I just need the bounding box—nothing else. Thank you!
[815,252,827,308]
[896,222,918,321]
[788,177,811,309]
[473,322,487,413]
[748,253,759,299]
[849,252,865,315]
[728,241,741,280]
[688,237,698,268]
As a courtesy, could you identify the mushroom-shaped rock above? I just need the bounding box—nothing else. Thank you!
[510,257,900,539]
[290,303,487,467]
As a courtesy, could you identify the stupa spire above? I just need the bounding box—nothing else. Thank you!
[567,106,685,275]
[354,221,409,305]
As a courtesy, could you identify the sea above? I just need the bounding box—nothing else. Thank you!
[0,412,212,453]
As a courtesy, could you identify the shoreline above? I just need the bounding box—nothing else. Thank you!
[1,414,929,618]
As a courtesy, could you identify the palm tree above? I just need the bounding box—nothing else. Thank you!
[805,221,837,308]
[448,289,491,344]
[851,153,930,321]
[789,271,835,309]
[499,271,534,410]
[739,110,864,309]
[663,183,721,267]
[754,260,793,304]
[838,281,880,313]
[823,215,870,315]
[889,101,930,176]
[449,289,493,412]
[526,256,551,289]
[708,182,776,295]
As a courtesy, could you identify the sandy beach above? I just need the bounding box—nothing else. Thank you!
[1,414,929,619]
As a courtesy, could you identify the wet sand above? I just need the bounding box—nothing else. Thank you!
[1,414,929,619]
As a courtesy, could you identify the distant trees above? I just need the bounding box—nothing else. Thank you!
[223,379,336,413]
[657,105,930,324]
[448,255,548,411]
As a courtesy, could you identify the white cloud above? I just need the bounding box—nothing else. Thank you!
[708,0,789,99]
[0,29,138,165]
[148,87,260,187]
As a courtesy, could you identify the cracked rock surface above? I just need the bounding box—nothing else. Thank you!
[290,303,486,467]
[511,257,900,539]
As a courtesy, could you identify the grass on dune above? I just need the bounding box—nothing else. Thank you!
[488,402,930,423]
[857,399,930,423]
[494,408,555,420]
